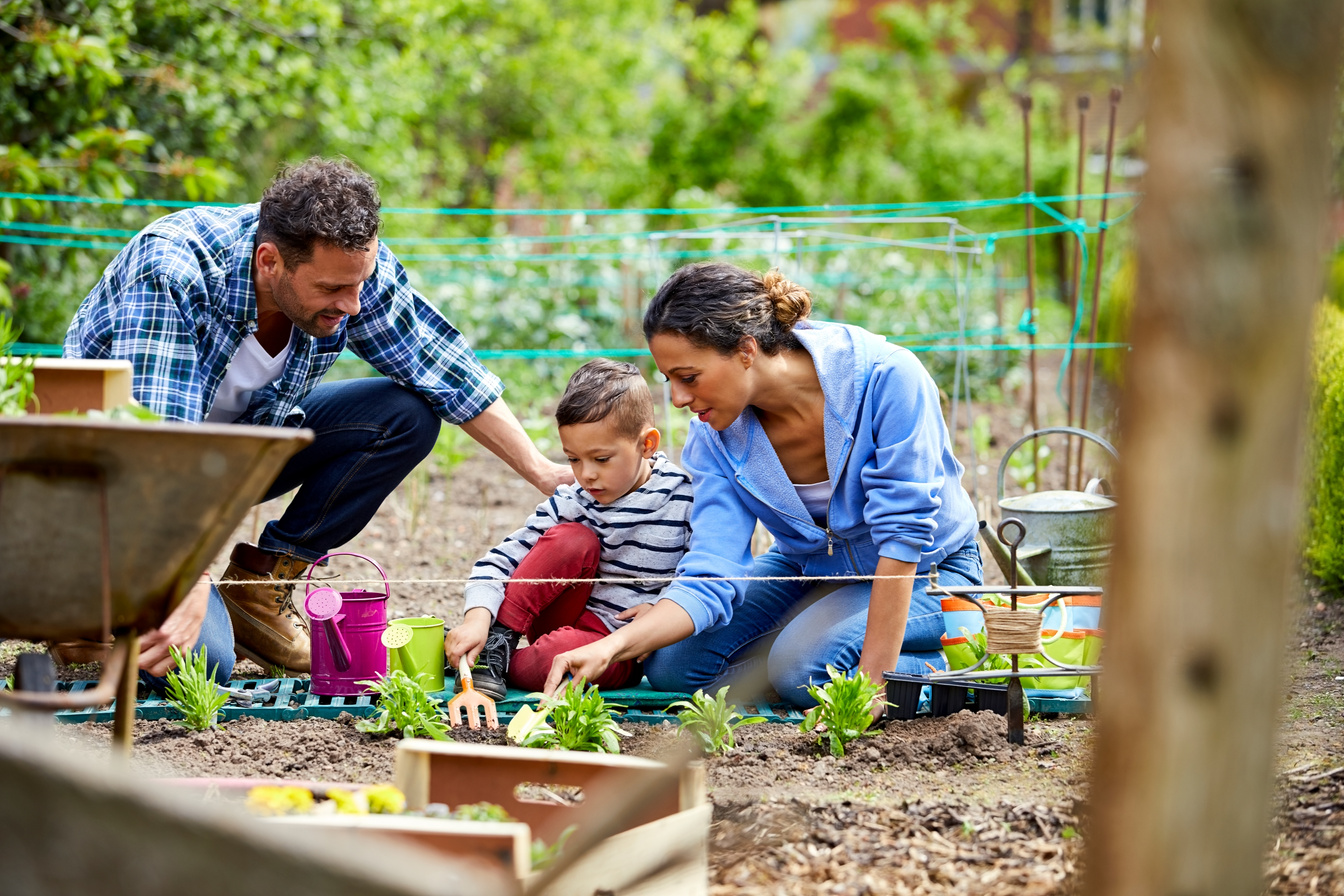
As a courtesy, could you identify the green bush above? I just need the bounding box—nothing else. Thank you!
[1306,301,1344,594]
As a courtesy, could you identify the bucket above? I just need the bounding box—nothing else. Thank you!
[997,427,1119,587]
[304,553,390,697]
[386,616,446,691]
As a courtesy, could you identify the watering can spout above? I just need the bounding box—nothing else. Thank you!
[978,520,1037,587]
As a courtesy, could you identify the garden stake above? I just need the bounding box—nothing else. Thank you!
[998,517,1028,746]
[448,656,498,730]
[1065,94,1090,484]
[1076,87,1122,489]
[1020,93,1040,488]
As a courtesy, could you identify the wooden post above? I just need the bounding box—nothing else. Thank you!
[1084,3,1344,896]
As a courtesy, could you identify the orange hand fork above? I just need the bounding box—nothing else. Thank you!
[447,656,499,730]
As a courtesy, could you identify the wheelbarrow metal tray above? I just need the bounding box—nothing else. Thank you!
[0,416,312,640]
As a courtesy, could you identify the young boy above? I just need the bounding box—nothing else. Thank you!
[445,358,694,698]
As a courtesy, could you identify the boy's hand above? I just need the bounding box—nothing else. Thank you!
[445,608,493,668]
[614,603,655,623]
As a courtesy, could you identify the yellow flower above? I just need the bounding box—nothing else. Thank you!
[365,784,407,815]
[245,785,314,816]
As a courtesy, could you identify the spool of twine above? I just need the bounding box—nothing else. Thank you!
[984,606,1044,654]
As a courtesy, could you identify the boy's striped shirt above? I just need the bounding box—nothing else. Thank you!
[463,452,693,632]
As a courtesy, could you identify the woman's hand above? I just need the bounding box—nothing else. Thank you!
[542,638,622,697]
[541,599,697,696]
[446,607,493,668]
[858,556,917,724]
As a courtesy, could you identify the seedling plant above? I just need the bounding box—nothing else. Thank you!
[356,670,452,741]
[669,685,766,755]
[800,664,887,758]
[959,627,1014,683]
[164,645,229,730]
[507,679,629,753]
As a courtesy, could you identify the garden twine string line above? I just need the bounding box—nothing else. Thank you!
[983,605,1044,653]
[248,572,942,587]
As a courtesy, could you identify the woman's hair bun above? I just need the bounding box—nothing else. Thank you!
[761,269,812,327]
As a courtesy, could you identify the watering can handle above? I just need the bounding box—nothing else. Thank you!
[303,552,391,595]
[996,426,1119,501]
[325,614,352,672]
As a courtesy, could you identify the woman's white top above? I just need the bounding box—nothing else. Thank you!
[793,479,833,523]
[205,328,294,423]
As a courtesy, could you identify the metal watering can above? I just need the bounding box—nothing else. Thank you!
[996,426,1118,587]
[302,552,389,697]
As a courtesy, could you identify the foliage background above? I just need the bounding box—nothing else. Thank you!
[1307,301,1344,594]
[0,0,1146,482]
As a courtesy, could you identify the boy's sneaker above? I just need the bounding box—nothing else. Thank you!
[458,622,519,701]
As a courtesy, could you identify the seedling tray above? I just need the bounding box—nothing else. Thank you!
[36,676,1088,727]
[40,677,815,726]
[883,673,1091,720]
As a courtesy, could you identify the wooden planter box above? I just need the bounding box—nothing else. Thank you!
[394,741,710,896]
[24,358,133,414]
[231,744,710,894]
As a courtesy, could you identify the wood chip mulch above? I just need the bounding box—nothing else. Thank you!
[709,797,1081,895]
[1265,764,1344,895]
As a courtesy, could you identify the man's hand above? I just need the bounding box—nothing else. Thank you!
[459,398,576,495]
[446,607,493,668]
[532,461,576,495]
[138,574,212,677]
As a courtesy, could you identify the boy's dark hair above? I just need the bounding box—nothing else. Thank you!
[257,157,381,268]
[556,359,655,440]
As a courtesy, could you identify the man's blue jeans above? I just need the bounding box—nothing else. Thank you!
[256,378,442,564]
[645,541,983,708]
[145,378,440,691]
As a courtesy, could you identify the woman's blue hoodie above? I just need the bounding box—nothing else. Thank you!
[661,320,978,634]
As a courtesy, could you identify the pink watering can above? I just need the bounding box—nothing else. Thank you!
[303,552,390,697]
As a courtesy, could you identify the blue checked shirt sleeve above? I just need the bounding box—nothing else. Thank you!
[64,241,213,422]
[345,244,503,424]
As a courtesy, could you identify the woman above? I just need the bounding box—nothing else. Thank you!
[542,262,981,712]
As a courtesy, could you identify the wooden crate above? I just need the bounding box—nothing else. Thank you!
[268,814,534,879]
[394,741,710,895]
[27,358,133,414]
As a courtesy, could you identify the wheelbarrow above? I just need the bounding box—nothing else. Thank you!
[0,416,311,751]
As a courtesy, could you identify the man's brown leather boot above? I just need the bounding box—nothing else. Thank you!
[218,543,313,674]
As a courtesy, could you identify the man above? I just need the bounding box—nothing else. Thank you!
[63,158,571,680]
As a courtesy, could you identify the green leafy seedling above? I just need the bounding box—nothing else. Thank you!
[799,665,886,758]
[164,645,229,731]
[508,680,629,753]
[669,685,766,755]
[531,824,576,871]
[0,315,36,417]
[356,670,452,741]
[959,626,1013,683]
[450,801,515,823]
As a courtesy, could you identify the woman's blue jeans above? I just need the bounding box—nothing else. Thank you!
[645,541,983,708]
[144,378,440,691]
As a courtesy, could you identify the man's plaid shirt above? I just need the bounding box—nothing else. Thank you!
[64,204,503,427]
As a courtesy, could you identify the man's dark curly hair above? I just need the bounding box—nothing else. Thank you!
[257,157,381,267]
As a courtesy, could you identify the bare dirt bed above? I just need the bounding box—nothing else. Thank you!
[3,388,1342,894]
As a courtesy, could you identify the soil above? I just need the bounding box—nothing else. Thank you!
[3,383,1341,894]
